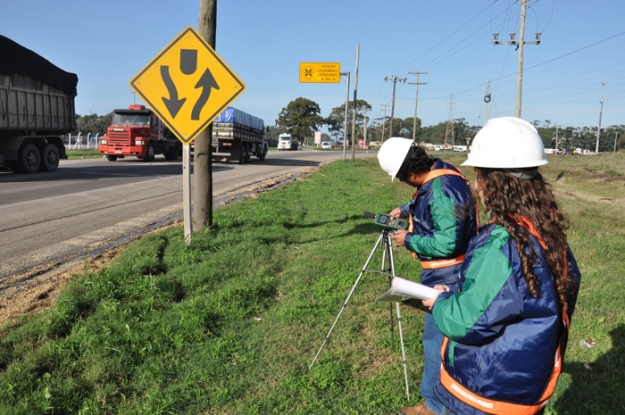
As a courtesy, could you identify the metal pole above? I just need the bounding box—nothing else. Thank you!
[363,108,368,151]
[351,44,360,160]
[409,72,426,143]
[516,0,527,118]
[615,132,619,153]
[381,104,388,143]
[341,72,350,161]
[390,78,397,138]
[183,144,193,245]
[596,82,605,153]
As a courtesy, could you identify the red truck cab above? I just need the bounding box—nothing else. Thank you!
[98,105,180,162]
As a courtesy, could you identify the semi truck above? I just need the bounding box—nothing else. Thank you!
[0,35,78,173]
[277,133,301,151]
[211,107,267,163]
[98,105,181,162]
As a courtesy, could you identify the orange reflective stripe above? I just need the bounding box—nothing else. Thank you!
[439,364,549,415]
[421,254,465,269]
[439,337,560,414]
[406,166,479,266]
[509,214,547,250]
[423,168,467,184]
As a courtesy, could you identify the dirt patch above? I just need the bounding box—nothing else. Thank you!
[0,245,126,328]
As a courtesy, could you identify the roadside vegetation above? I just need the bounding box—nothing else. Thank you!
[0,153,623,414]
[66,149,104,160]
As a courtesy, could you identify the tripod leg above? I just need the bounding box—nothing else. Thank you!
[395,303,410,401]
[387,233,410,400]
[382,233,395,350]
[309,232,385,370]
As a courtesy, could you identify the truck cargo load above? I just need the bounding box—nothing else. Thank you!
[0,35,78,173]
[212,107,267,163]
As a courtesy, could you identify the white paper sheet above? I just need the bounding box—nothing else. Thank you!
[375,276,438,302]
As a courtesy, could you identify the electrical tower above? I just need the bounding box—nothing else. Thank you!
[385,75,407,138]
[492,0,541,117]
[444,94,455,146]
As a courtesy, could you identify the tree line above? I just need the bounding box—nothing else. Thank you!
[73,99,625,152]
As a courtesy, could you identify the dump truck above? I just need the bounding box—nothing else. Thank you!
[277,133,300,151]
[0,35,78,173]
[211,107,267,163]
[98,104,181,162]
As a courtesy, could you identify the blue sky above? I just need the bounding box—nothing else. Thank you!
[2,0,624,132]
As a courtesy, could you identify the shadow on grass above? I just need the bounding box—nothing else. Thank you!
[552,325,625,414]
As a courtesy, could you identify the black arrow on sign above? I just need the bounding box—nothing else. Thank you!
[161,66,186,118]
[192,68,219,120]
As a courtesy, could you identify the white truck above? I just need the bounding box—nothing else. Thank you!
[277,133,301,151]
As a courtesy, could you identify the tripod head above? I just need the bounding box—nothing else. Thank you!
[364,211,409,232]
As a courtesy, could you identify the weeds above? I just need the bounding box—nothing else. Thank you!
[0,155,624,414]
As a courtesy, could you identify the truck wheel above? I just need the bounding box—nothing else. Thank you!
[17,143,41,173]
[257,145,267,161]
[164,141,181,160]
[106,155,118,161]
[144,143,155,162]
[244,145,251,163]
[39,143,60,172]
[238,145,246,164]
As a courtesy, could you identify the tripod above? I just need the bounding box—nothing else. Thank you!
[309,228,411,401]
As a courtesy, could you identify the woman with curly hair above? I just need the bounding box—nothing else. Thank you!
[422,117,582,415]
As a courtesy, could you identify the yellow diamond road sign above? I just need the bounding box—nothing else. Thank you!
[130,27,246,144]
[299,62,341,83]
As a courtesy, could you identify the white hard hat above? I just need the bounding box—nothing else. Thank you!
[377,137,413,181]
[462,117,548,168]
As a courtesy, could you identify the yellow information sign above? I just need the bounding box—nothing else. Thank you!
[299,62,341,83]
[130,27,246,144]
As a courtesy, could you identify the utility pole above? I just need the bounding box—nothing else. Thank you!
[351,44,360,160]
[483,80,491,126]
[341,71,350,161]
[385,75,406,139]
[408,71,426,143]
[596,82,605,153]
[614,131,619,153]
[381,104,389,143]
[554,125,559,151]
[362,107,368,147]
[492,0,540,117]
[444,94,455,146]
[193,0,217,233]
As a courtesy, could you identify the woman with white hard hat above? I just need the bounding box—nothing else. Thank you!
[378,138,477,415]
[422,117,582,415]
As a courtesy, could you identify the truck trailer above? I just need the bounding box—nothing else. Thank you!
[0,35,78,173]
[211,107,267,163]
[98,105,181,162]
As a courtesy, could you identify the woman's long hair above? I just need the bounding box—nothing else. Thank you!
[475,168,573,307]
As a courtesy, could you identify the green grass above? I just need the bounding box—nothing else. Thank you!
[1,154,624,414]
[66,149,104,160]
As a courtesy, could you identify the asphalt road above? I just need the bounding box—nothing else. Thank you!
[0,148,373,281]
